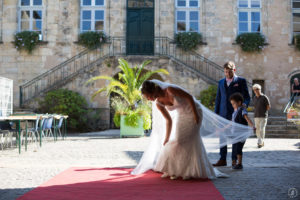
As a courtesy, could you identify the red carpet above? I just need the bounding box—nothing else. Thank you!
[18,168,224,200]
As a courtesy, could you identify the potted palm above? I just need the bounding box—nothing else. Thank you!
[87,58,169,137]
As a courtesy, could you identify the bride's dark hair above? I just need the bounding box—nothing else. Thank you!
[141,80,162,95]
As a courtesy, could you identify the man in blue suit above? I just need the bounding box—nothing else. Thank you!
[213,61,250,167]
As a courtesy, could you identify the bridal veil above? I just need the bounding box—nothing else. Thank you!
[131,80,253,175]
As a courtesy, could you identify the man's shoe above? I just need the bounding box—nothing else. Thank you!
[258,142,264,148]
[232,160,237,168]
[212,160,227,167]
[233,164,243,170]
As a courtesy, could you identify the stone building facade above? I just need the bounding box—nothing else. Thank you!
[0,0,299,128]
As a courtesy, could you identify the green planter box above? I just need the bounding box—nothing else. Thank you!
[120,115,144,138]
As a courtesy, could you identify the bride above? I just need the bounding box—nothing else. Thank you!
[131,79,253,180]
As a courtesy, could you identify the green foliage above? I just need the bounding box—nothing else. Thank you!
[78,31,106,49]
[113,113,121,128]
[236,33,266,52]
[198,85,217,111]
[142,111,151,130]
[14,31,40,53]
[174,32,203,51]
[295,34,300,51]
[110,93,152,130]
[38,89,88,130]
[87,58,168,128]
[135,100,152,130]
[124,111,140,128]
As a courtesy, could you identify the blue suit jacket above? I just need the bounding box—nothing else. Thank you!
[215,76,250,120]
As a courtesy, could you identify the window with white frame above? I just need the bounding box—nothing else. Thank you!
[292,0,300,37]
[19,0,43,39]
[81,0,105,32]
[176,0,200,32]
[238,0,261,34]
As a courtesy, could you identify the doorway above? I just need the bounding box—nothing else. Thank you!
[126,0,154,55]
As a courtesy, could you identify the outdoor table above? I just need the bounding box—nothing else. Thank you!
[0,115,42,154]
[0,114,68,154]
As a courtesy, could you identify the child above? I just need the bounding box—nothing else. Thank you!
[229,92,254,169]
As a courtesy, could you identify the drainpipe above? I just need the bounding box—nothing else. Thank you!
[0,0,3,41]
[19,86,23,108]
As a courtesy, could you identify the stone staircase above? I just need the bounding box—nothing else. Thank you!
[19,36,252,107]
[265,116,299,138]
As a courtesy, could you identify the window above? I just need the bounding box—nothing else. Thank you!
[238,0,261,34]
[292,0,300,38]
[176,0,200,32]
[81,0,105,32]
[18,0,43,40]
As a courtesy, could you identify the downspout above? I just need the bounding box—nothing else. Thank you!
[1,0,3,41]
[108,0,110,37]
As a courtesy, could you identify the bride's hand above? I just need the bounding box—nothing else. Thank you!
[163,138,169,145]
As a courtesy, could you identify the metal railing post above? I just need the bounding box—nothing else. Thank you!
[19,86,23,107]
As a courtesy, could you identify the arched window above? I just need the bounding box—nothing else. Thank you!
[80,0,105,32]
[18,0,43,40]
[175,0,200,33]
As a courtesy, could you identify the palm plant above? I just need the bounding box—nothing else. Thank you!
[87,58,169,129]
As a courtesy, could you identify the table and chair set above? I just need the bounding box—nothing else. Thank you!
[0,76,69,154]
[0,114,68,154]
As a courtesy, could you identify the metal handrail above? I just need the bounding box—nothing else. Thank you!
[19,38,126,106]
[21,49,91,88]
[283,93,296,113]
[20,36,252,106]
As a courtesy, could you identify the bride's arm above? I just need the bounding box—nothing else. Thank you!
[156,102,172,145]
[167,87,199,124]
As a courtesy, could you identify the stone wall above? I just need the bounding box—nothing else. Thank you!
[56,56,210,129]
[0,0,299,114]
[198,0,299,111]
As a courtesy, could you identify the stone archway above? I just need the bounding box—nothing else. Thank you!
[289,72,300,97]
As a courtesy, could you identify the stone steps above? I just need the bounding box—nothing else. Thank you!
[264,115,299,138]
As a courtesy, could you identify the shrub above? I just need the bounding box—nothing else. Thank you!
[78,31,106,49]
[14,31,40,53]
[198,85,218,111]
[38,89,88,131]
[236,33,266,52]
[174,32,203,51]
[295,34,300,51]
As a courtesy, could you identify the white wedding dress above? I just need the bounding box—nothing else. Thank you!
[153,94,216,179]
[131,80,253,179]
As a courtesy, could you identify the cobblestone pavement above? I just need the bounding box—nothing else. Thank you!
[0,130,299,200]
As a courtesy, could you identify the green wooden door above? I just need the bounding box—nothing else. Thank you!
[126,1,154,55]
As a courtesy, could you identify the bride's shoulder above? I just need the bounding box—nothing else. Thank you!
[167,86,192,99]
[156,100,165,107]
[166,86,181,94]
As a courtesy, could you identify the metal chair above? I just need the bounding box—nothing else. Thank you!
[54,117,64,138]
